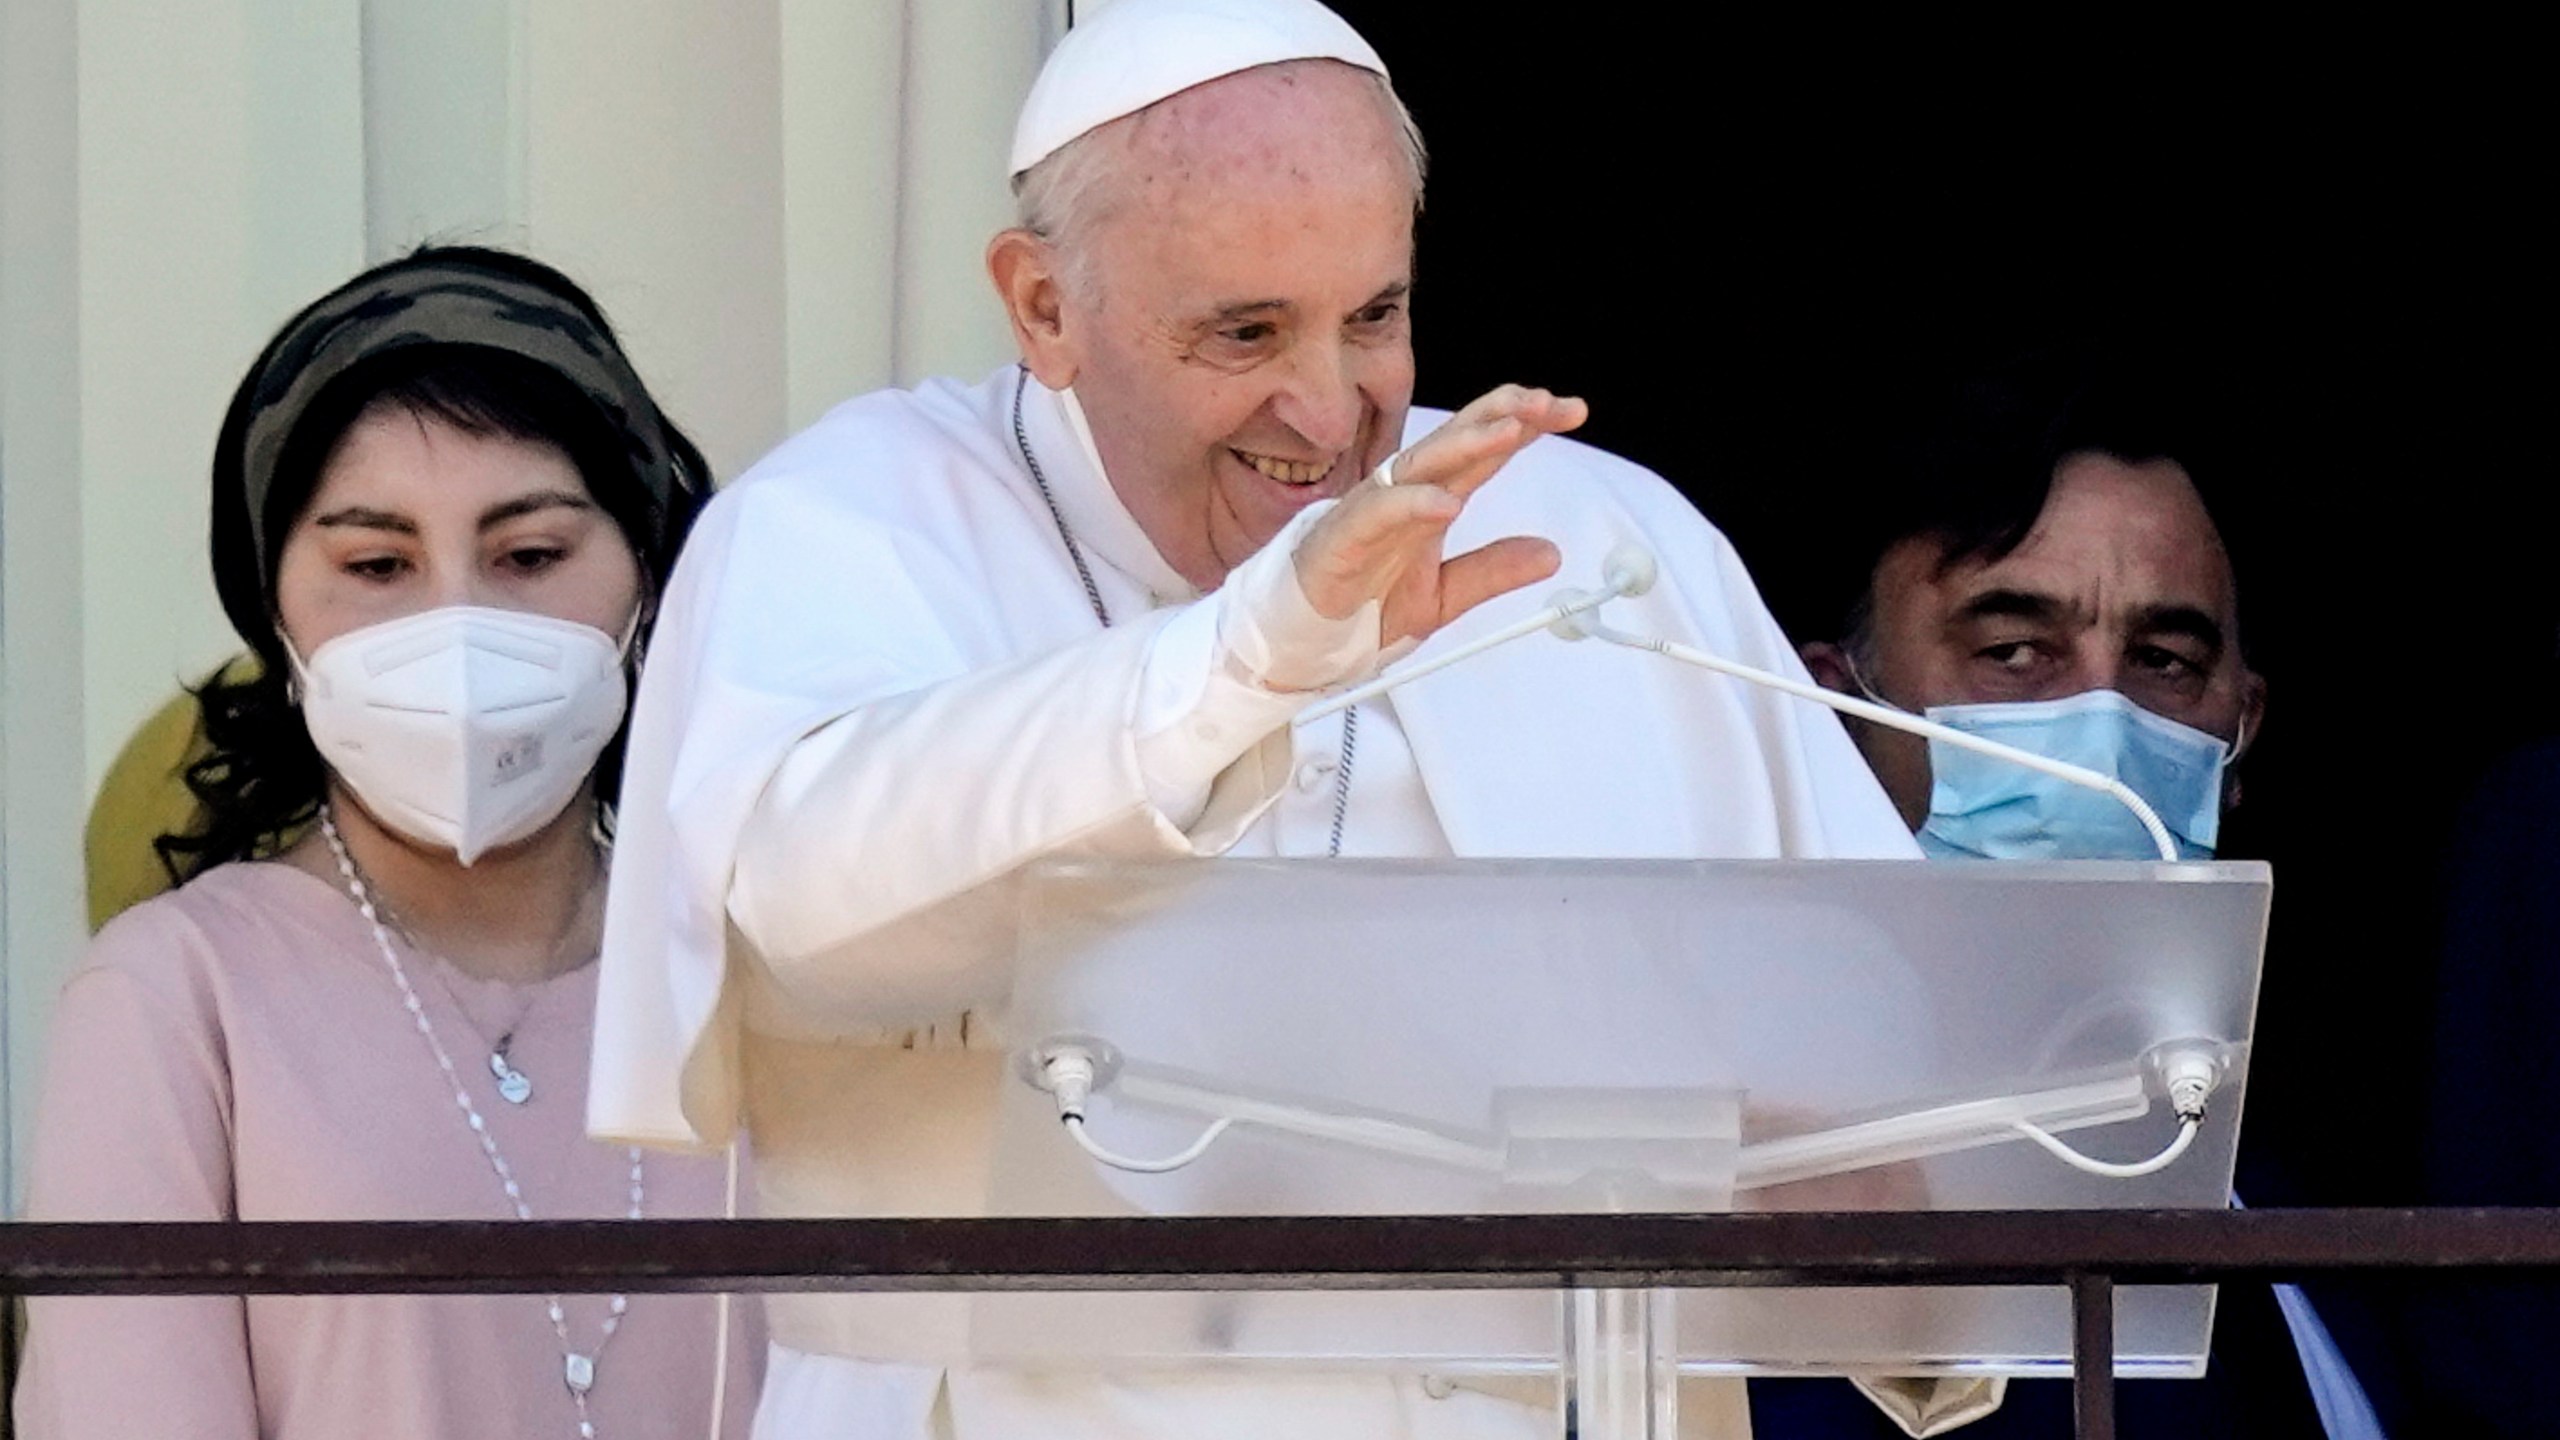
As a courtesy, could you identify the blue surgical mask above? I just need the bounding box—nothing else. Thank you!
[1918,689,2232,861]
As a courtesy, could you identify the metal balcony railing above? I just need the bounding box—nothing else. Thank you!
[7,1207,2557,1439]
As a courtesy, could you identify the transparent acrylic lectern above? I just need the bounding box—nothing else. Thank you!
[979,856,2270,1439]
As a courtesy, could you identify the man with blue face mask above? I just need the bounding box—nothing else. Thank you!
[1775,361,2389,1440]
[1795,371,2264,862]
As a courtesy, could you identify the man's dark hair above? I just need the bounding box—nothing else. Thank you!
[1833,347,2239,658]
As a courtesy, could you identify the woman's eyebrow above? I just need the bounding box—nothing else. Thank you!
[478,490,596,530]
[309,506,416,535]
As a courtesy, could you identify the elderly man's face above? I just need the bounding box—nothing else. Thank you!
[1814,453,2267,828]
[1035,62,1418,589]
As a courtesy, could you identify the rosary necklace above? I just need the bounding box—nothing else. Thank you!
[321,807,641,1440]
[1010,368,1359,857]
[348,852,587,1107]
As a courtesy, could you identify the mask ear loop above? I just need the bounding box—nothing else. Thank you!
[614,599,650,664]
[1839,653,1910,714]
[275,628,314,707]
[2214,712,2255,817]
[588,601,653,852]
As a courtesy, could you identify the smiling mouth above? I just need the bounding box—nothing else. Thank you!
[1231,448,1334,487]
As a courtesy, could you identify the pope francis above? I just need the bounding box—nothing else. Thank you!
[590,1,1928,1436]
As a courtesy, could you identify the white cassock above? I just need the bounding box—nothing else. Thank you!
[591,364,1924,1440]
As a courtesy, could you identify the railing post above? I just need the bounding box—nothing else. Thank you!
[2070,1270,2115,1440]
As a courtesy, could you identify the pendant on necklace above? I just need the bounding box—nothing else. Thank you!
[491,1045,533,1105]
[564,1351,596,1394]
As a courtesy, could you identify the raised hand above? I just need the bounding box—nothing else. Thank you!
[1293,385,1589,647]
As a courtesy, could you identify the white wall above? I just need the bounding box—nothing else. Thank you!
[776,0,1053,428]
[896,0,1045,385]
[524,0,792,482]
[2,0,92,1206]
[76,0,370,806]
[781,0,908,423]
[362,0,524,257]
[0,0,1044,1201]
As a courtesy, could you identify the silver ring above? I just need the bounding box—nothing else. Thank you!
[1368,457,1399,489]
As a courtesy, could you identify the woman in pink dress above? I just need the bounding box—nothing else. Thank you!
[14,247,759,1439]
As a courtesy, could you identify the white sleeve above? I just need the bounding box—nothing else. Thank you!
[1132,500,1379,824]
[723,502,1376,1026]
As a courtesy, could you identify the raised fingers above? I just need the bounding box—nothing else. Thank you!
[1466,383,1589,436]
[1392,385,1588,499]
[1295,480,1465,621]
[1429,535,1564,634]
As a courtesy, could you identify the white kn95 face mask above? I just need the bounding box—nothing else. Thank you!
[291,605,631,864]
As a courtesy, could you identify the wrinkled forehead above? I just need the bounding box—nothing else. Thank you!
[1113,60,1413,212]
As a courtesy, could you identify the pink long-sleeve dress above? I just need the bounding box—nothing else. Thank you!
[13,861,761,1439]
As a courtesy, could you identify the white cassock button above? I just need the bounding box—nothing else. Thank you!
[1421,1374,1456,1399]
[1293,759,1337,794]
[1192,721,1222,742]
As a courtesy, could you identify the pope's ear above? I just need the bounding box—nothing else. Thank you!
[987,229,1077,390]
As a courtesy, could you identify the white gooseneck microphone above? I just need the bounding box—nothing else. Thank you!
[1294,543,2179,862]
[1294,543,1661,725]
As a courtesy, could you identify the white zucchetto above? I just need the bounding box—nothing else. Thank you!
[1009,0,1389,178]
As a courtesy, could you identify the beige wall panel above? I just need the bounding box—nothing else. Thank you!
[76,0,366,797]
[363,0,526,257]
[895,0,1041,387]
[2,0,89,1201]
[525,0,789,484]
[778,0,903,427]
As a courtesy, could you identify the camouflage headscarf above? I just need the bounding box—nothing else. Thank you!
[230,252,699,589]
